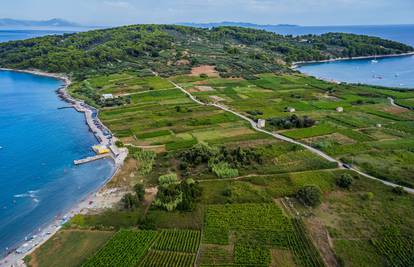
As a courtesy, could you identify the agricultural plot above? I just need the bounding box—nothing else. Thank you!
[139,229,201,267]
[152,229,201,253]
[139,251,196,267]
[174,73,414,186]
[87,73,173,95]
[83,230,158,267]
[372,233,414,267]
[201,203,324,266]
[82,229,201,267]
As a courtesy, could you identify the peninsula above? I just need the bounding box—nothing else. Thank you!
[1,25,414,267]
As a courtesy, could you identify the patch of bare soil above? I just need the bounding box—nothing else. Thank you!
[176,59,190,66]
[271,249,296,267]
[305,217,339,267]
[209,95,226,102]
[106,158,138,188]
[383,106,407,114]
[190,65,219,77]
[143,187,158,214]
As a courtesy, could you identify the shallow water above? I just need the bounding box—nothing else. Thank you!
[0,70,115,256]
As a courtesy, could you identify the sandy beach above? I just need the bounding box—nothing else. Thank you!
[0,68,128,267]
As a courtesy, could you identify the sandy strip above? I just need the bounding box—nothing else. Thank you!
[0,68,128,267]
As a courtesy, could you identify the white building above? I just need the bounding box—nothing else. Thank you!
[101,94,114,100]
[336,107,344,112]
[286,107,296,113]
[257,119,266,128]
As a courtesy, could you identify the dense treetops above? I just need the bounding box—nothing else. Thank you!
[0,24,412,78]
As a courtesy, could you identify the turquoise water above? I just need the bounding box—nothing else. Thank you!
[298,55,414,89]
[0,29,75,43]
[0,70,115,256]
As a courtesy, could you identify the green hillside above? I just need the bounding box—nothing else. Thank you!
[0,25,412,79]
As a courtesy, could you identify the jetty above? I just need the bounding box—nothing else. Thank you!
[74,154,111,165]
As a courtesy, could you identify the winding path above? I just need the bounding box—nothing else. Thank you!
[169,80,414,194]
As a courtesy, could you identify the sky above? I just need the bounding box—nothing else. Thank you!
[1,0,413,26]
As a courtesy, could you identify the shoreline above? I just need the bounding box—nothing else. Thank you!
[291,51,414,68]
[0,68,128,267]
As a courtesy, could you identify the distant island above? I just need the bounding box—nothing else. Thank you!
[180,21,299,29]
[0,18,81,28]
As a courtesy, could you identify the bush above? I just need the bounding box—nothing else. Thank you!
[222,187,232,197]
[210,162,239,178]
[392,186,405,195]
[362,192,374,200]
[121,193,139,210]
[296,185,322,207]
[134,183,145,201]
[336,174,353,189]
[159,173,179,187]
[115,140,124,147]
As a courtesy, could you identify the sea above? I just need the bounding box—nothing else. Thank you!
[0,24,413,257]
[0,30,115,257]
[268,24,414,89]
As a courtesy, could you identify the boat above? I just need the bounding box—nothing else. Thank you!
[371,55,378,63]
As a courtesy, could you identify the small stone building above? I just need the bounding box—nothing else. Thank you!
[257,119,266,128]
[336,107,344,112]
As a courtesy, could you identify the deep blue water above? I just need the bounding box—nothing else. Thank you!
[0,71,115,256]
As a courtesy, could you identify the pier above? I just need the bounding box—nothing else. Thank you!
[74,154,111,165]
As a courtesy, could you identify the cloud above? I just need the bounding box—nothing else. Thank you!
[103,1,132,9]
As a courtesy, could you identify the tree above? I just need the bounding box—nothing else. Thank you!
[134,183,145,201]
[297,185,322,207]
[336,174,353,189]
[121,193,139,210]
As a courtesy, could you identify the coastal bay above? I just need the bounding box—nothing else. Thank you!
[0,70,115,257]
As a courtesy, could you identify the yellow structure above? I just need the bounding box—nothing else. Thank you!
[92,145,110,155]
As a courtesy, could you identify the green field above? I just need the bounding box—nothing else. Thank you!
[25,230,114,267]
[200,203,324,266]
[26,72,414,267]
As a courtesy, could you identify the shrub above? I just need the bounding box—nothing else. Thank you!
[296,185,322,207]
[222,187,232,197]
[121,193,139,210]
[336,174,353,189]
[210,162,239,178]
[392,186,405,195]
[115,140,124,147]
[159,173,179,187]
[362,192,374,200]
[134,183,145,201]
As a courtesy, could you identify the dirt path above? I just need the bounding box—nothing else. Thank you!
[143,187,158,214]
[305,217,339,267]
[168,79,414,194]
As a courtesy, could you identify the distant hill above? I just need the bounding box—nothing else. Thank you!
[0,18,81,27]
[180,21,298,29]
[0,24,412,78]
